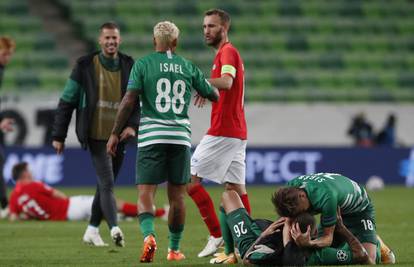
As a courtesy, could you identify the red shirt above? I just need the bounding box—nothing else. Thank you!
[207,42,247,140]
[9,181,69,220]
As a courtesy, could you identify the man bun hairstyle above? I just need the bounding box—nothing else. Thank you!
[271,187,302,217]
[205,8,231,26]
[12,162,28,182]
[153,21,180,46]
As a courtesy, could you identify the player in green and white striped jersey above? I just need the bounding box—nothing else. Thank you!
[107,21,219,263]
[273,173,395,264]
[129,50,215,147]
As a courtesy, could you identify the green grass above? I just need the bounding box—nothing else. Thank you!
[0,186,413,266]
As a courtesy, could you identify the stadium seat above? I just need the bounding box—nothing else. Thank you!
[4,0,413,101]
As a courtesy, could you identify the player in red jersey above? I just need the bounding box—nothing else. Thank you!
[8,162,167,246]
[187,9,250,262]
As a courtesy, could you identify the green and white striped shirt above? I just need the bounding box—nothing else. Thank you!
[127,51,215,147]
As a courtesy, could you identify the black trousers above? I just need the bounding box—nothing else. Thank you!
[0,145,8,209]
[88,139,125,229]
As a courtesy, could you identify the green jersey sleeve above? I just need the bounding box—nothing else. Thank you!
[127,60,144,93]
[306,245,353,265]
[61,78,81,104]
[317,189,338,227]
[191,64,214,98]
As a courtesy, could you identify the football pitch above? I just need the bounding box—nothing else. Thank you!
[0,185,413,266]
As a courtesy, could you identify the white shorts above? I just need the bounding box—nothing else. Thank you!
[66,196,93,221]
[191,135,247,184]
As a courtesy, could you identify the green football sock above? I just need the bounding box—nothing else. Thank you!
[138,212,155,238]
[168,224,184,251]
[219,206,234,255]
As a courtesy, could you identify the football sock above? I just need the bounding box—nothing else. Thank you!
[155,207,166,217]
[240,194,251,214]
[121,202,138,217]
[188,183,222,238]
[138,212,155,238]
[219,206,234,255]
[87,225,99,232]
[120,203,165,218]
[168,224,184,251]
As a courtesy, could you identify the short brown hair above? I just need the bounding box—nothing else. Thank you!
[12,162,28,182]
[293,212,316,233]
[271,187,302,217]
[0,36,16,51]
[100,21,120,32]
[205,9,231,26]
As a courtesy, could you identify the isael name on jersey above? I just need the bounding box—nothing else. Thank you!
[159,63,184,74]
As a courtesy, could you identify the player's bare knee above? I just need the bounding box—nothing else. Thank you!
[222,190,242,213]
[224,183,245,195]
[221,191,232,204]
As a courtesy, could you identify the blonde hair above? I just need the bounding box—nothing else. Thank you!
[153,21,179,46]
[0,36,16,51]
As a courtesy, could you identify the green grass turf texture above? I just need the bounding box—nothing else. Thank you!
[0,185,413,266]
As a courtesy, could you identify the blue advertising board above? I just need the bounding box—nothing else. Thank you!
[3,146,414,186]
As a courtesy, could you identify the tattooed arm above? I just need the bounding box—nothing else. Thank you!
[107,91,139,156]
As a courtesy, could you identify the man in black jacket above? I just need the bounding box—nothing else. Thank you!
[0,36,16,218]
[52,22,139,247]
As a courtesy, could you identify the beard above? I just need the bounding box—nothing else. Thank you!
[206,29,223,47]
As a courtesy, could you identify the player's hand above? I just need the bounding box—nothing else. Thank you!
[52,141,65,154]
[120,126,136,142]
[260,217,285,237]
[0,118,14,132]
[290,222,312,247]
[194,93,206,108]
[107,134,119,157]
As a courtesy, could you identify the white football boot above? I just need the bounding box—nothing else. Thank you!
[82,226,108,247]
[198,236,224,257]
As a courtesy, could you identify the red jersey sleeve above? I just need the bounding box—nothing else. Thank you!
[220,46,238,78]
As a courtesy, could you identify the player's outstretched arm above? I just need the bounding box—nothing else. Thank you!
[107,91,138,156]
[208,75,233,90]
[242,217,286,265]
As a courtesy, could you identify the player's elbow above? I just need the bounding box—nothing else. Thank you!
[222,79,233,90]
[326,235,334,247]
[219,75,233,90]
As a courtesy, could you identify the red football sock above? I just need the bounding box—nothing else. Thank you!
[240,194,251,215]
[154,207,166,218]
[188,183,222,238]
[121,202,138,217]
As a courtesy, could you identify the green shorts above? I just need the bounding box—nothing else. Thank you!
[136,144,191,185]
[342,203,377,245]
[226,208,262,258]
